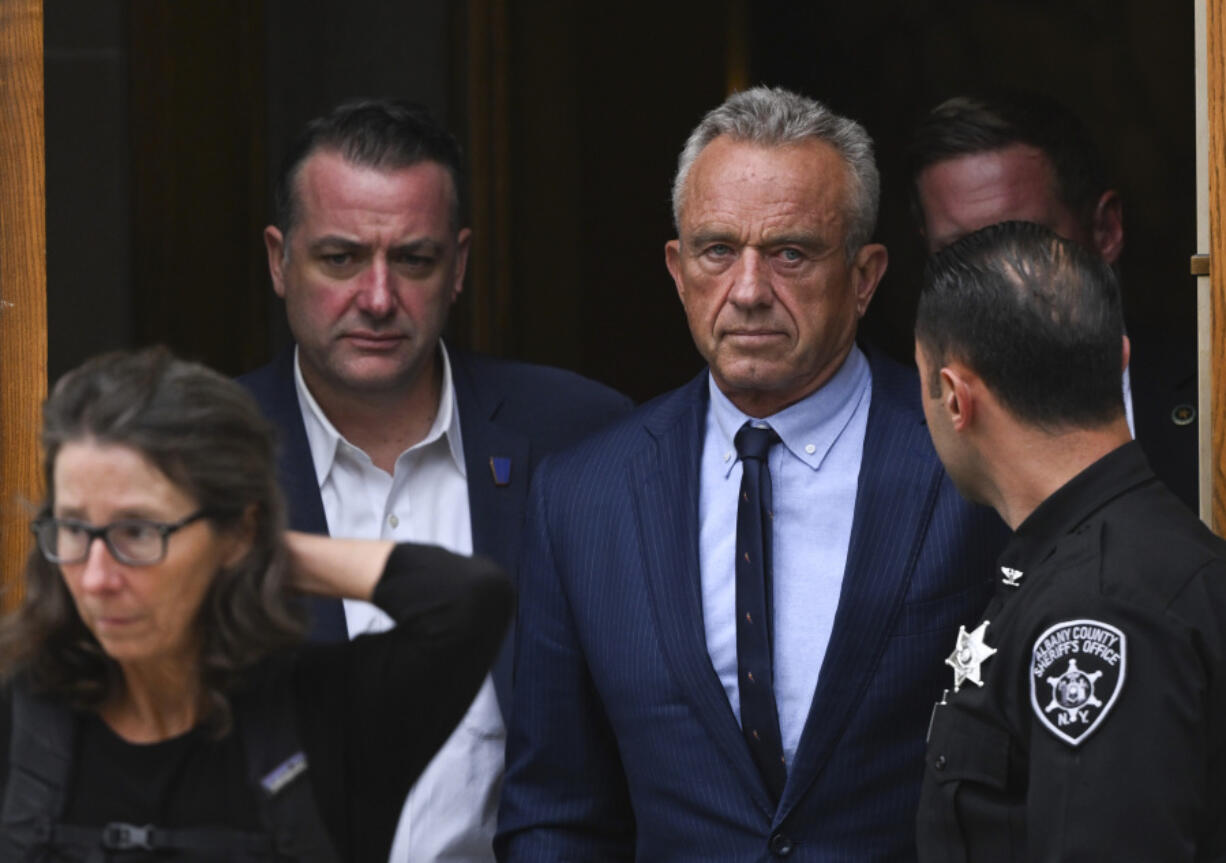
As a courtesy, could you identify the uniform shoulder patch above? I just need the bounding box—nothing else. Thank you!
[1029,619,1126,746]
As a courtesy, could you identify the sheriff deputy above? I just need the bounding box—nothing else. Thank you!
[913,221,1226,861]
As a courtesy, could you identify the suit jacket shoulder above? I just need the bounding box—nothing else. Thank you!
[237,349,327,536]
[237,346,298,429]
[860,341,929,423]
[449,349,633,453]
[237,346,634,536]
[527,371,706,486]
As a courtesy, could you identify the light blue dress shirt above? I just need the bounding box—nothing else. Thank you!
[699,345,872,767]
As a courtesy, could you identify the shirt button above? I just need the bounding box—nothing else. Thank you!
[388,514,399,528]
[769,833,794,856]
[934,754,947,771]
[723,451,732,463]
[804,444,816,455]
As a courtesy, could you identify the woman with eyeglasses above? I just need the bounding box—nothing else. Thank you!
[0,347,512,861]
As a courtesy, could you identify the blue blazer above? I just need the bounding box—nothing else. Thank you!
[238,346,633,715]
[497,349,1007,862]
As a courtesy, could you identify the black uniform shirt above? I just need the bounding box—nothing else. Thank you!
[917,442,1226,862]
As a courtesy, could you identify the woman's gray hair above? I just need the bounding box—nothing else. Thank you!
[671,87,880,256]
[0,347,306,737]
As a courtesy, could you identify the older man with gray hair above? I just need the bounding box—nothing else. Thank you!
[496,87,1005,862]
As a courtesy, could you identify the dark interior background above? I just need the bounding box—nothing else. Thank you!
[44,1,1195,404]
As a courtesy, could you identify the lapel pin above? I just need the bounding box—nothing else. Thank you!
[489,456,512,487]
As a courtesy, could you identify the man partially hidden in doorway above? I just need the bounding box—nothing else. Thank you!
[909,92,1199,511]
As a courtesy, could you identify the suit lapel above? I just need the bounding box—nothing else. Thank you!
[256,348,330,536]
[779,351,944,817]
[632,376,776,816]
[451,352,532,716]
[251,348,346,641]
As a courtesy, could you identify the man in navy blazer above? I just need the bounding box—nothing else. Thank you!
[239,99,631,862]
[907,92,1198,512]
[497,88,1006,861]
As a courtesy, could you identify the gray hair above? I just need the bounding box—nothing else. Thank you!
[671,87,880,256]
[1,347,306,737]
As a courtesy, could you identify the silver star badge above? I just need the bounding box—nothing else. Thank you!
[1000,566,1024,587]
[946,621,997,691]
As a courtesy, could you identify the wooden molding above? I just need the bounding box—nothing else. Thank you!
[0,0,48,609]
[1209,0,1226,533]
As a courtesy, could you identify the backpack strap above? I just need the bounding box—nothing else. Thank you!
[237,656,341,863]
[0,684,77,860]
[51,820,273,855]
[0,689,276,862]
[2,666,342,863]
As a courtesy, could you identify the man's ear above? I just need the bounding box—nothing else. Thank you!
[1121,333,1131,373]
[452,228,472,303]
[264,226,288,298]
[665,239,685,305]
[1090,189,1124,266]
[940,364,976,432]
[851,243,889,318]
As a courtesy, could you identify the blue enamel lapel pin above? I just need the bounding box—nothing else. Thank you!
[489,456,512,486]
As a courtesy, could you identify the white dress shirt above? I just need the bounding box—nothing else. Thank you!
[295,343,503,862]
[1122,366,1136,438]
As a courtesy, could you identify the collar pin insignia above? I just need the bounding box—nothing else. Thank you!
[946,621,997,692]
[1000,566,1024,587]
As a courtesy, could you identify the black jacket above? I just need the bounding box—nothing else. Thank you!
[917,443,1226,862]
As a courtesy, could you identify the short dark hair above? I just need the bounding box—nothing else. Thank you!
[907,91,1108,233]
[0,347,306,735]
[916,221,1125,429]
[273,97,466,236]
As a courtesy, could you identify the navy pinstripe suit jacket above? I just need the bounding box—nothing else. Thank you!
[497,348,1007,862]
[238,345,633,715]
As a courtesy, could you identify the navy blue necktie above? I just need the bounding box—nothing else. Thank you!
[734,422,787,801]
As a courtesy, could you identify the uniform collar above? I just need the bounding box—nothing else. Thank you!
[293,341,467,487]
[998,441,1155,578]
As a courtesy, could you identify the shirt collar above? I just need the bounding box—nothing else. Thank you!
[293,341,467,487]
[707,343,871,477]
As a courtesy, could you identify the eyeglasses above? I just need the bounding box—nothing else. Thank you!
[31,510,214,566]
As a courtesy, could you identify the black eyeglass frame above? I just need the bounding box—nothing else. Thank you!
[31,509,215,566]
